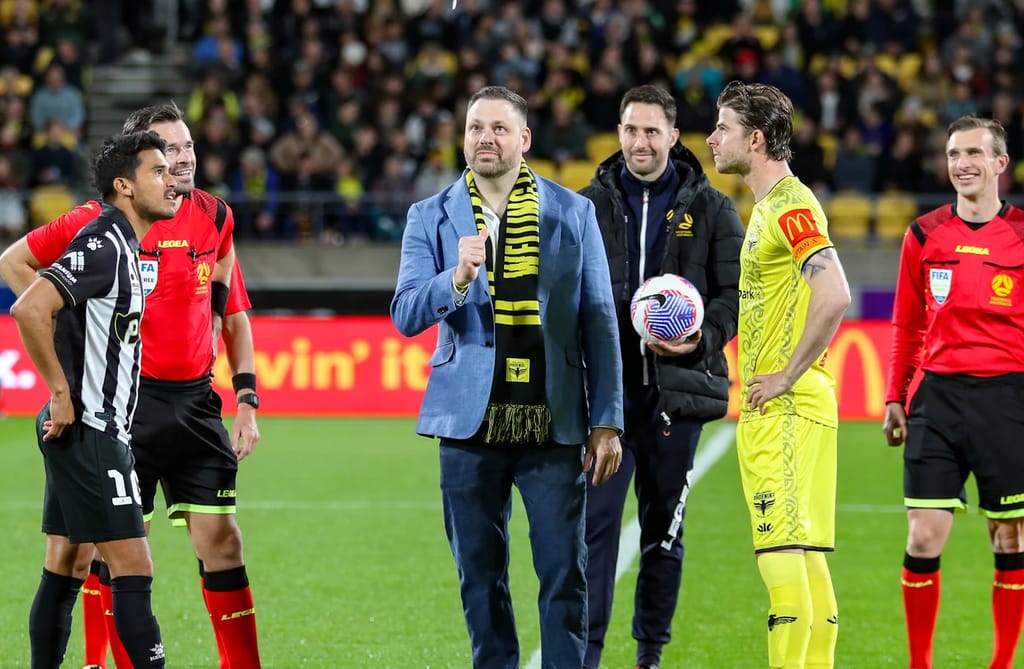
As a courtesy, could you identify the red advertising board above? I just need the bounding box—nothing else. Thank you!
[0,315,895,421]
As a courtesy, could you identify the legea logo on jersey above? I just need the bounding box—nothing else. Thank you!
[196,261,211,287]
[139,260,158,296]
[929,268,952,305]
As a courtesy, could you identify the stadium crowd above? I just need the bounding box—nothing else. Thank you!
[3,0,1024,242]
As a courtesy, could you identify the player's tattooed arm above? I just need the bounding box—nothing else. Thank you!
[800,246,849,329]
[749,244,850,408]
[802,247,839,281]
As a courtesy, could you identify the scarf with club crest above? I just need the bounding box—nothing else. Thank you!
[465,160,550,445]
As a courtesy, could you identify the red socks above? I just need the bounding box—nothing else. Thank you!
[82,561,109,667]
[902,554,940,669]
[203,565,262,668]
[990,553,1024,669]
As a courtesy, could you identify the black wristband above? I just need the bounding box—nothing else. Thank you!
[211,281,229,319]
[232,372,257,393]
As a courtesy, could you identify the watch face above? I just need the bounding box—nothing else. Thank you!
[238,393,259,408]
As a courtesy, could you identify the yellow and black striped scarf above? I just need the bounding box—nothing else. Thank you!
[466,160,550,445]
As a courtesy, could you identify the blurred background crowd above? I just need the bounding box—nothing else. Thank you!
[1,0,1023,245]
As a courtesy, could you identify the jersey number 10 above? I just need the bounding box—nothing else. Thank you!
[107,468,142,507]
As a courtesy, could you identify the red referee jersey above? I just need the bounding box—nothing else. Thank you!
[886,202,1024,403]
[27,192,246,380]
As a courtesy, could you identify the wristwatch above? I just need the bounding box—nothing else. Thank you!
[237,392,260,409]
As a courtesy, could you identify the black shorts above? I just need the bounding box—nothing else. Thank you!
[37,407,146,544]
[904,372,1024,517]
[132,377,238,522]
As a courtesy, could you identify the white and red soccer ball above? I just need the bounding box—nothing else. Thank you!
[630,274,704,345]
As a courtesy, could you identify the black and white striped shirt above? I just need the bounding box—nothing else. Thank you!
[40,204,144,445]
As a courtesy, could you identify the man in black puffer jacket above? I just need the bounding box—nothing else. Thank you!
[579,85,745,669]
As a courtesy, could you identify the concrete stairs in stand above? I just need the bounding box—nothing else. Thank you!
[85,47,193,151]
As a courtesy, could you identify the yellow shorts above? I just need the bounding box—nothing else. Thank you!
[737,414,837,552]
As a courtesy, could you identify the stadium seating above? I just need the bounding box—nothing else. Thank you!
[875,53,899,80]
[31,127,79,150]
[0,0,38,24]
[586,132,620,162]
[28,185,76,228]
[826,190,874,241]
[753,25,780,50]
[705,167,742,199]
[681,133,713,164]
[818,133,838,171]
[701,24,735,54]
[873,191,919,243]
[558,160,597,192]
[896,52,923,91]
[528,158,559,182]
[43,2,960,257]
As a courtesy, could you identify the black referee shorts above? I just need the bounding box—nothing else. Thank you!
[37,406,146,544]
[131,377,238,522]
[904,372,1024,517]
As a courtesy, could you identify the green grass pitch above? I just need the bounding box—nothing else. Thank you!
[0,417,998,667]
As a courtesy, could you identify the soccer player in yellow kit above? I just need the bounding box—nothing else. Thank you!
[707,81,852,668]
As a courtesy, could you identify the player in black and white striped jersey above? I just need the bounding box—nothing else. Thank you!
[11,131,177,668]
[43,209,145,443]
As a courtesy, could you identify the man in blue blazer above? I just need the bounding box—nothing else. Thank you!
[392,86,624,669]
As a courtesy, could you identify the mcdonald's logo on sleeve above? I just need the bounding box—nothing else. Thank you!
[777,208,829,262]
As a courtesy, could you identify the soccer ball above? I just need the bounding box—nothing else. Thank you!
[630,274,704,345]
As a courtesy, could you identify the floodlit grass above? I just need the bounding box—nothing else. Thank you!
[0,418,997,667]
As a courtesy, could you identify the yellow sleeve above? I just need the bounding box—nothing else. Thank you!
[772,206,833,268]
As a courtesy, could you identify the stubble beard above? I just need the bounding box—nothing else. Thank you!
[468,148,516,179]
[171,162,196,195]
[140,199,177,223]
[627,152,662,179]
[716,153,746,176]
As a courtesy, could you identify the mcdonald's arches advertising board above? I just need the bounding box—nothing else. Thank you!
[0,315,894,420]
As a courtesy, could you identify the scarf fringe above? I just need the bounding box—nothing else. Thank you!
[484,403,551,444]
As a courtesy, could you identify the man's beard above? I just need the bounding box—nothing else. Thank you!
[627,152,662,178]
[468,150,516,178]
[172,180,195,195]
[139,199,177,222]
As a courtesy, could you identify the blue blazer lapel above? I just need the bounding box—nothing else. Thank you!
[537,181,562,317]
[442,174,477,239]
[441,175,486,294]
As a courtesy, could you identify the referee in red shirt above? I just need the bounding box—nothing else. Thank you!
[884,115,1024,669]
[0,103,262,668]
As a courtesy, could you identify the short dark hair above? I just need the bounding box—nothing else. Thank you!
[92,131,168,201]
[947,115,1008,156]
[716,80,794,162]
[467,85,528,126]
[121,101,186,134]
[619,85,677,127]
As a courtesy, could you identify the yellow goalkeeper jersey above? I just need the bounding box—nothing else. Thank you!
[738,175,838,427]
